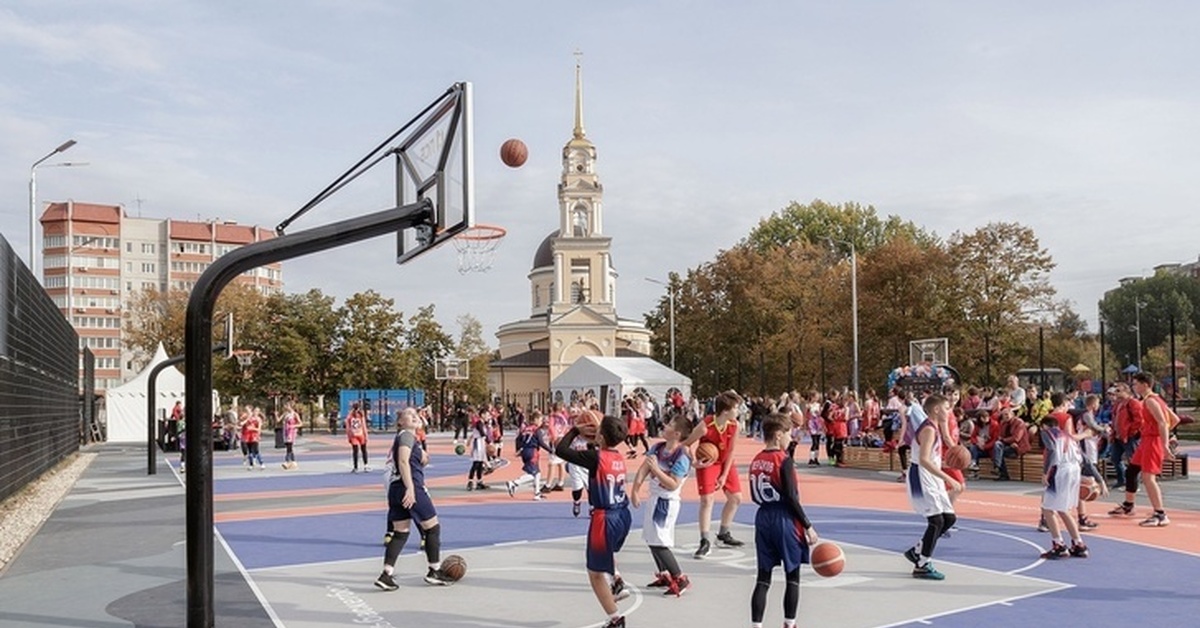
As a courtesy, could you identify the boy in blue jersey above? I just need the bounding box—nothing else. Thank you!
[506,411,553,500]
[749,413,819,628]
[555,411,632,628]
[630,412,693,597]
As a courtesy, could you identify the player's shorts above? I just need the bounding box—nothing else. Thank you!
[1130,437,1165,475]
[348,436,367,447]
[642,495,681,547]
[907,463,954,517]
[755,506,809,573]
[695,463,741,496]
[569,463,589,491]
[1041,463,1081,512]
[549,453,565,465]
[586,507,631,573]
[387,482,437,524]
[943,467,965,490]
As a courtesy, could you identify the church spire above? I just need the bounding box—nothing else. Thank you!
[573,50,585,139]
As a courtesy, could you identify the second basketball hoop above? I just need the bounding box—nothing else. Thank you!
[452,224,506,273]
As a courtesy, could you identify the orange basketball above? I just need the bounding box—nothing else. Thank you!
[696,442,719,465]
[943,445,971,471]
[575,409,602,437]
[440,554,467,582]
[500,138,528,168]
[810,541,844,578]
[1079,477,1100,502]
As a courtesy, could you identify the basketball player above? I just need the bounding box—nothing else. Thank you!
[555,413,632,628]
[1037,415,1089,558]
[750,413,819,628]
[346,401,370,473]
[1120,373,1172,526]
[565,406,595,517]
[629,412,693,597]
[542,402,572,493]
[902,394,960,580]
[280,402,302,470]
[374,408,452,590]
[241,406,264,470]
[506,411,553,500]
[682,390,746,558]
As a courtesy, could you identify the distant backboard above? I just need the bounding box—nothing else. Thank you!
[435,357,470,381]
[396,81,475,264]
[910,338,949,365]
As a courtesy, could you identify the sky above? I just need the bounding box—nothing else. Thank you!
[3,1,1198,350]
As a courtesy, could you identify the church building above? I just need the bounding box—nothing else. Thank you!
[488,64,652,410]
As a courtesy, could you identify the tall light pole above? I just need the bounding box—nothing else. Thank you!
[645,277,675,370]
[827,238,859,394]
[30,139,81,277]
[1132,300,1147,371]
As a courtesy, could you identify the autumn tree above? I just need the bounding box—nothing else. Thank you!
[334,290,408,390]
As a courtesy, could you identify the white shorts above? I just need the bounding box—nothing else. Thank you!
[907,463,954,517]
[642,495,681,547]
[549,453,565,465]
[1042,463,1081,512]
[568,463,588,491]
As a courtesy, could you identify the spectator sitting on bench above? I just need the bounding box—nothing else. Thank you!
[993,405,1030,481]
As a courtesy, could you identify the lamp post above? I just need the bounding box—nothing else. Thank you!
[645,277,675,370]
[30,139,82,277]
[827,238,859,394]
[1132,300,1147,371]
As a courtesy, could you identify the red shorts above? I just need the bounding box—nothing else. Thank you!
[944,467,965,489]
[696,463,741,496]
[1130,437,1165,475]
[348,436,367,447]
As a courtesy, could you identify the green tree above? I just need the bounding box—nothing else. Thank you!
[455,313,493,404]
[335,290,408,389]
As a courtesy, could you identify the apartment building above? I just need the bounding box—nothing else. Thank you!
[40,201,283,390]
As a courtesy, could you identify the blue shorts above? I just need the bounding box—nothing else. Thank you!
[387,481,437,524]
[755,507,809,573]
[586,508,631,573]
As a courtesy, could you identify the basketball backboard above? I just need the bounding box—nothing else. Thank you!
[435,357,470,381]
[910,338,949,365]
[396,81,475,264]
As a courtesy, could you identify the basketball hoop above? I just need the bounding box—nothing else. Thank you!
[231,350,255,368]
[451,224,506,273]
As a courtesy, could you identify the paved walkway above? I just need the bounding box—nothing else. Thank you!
[0,434,1196,627]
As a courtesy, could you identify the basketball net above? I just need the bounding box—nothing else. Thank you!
[451,224,506,273]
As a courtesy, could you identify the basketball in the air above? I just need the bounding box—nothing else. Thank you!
[499,138,528,168]
[696,442,719,465]
[943,445,971,471]
[454,443,466,456]
[1079,477,1100,502]
[440,554,467,582]
[810,541,844,578]
[575,409,602,437]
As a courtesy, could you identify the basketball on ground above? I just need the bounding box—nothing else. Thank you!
[1079,477,1100,502]
[500,138,528,168]
[575,409,602,437]
[696,442,719,465]
[454,443,466,455]
[943,445,971,470]
[440,554,467,582]
[811,541,844,577]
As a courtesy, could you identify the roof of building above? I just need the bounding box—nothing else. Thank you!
[41,202,122,224]
[491,349,550,368]
[532,230,558,270]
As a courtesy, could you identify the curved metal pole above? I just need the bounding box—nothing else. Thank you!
[184,200,431,627]
[148,345,224,475]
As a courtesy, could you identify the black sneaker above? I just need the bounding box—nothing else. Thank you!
[1077,517,1099,530]
[466,482,474,491]
[611,577,630,601]
[551,485,564,492]
[602,617,625,628]
[645,572,671,588]
[1040,542,1068,560]
[374,571,399,591]
[1107,503,1134,517]
[476,482,489,490]
[716,531,744,547]
[1068,542,1089,558]
[904,547,920,566]
[572,501,581,518]
[539,485,552,494]
[424,567,452,586]
[694,537,712,559]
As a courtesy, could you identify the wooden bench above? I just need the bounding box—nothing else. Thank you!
[1096,453,1189,481]
[842,446,900,472]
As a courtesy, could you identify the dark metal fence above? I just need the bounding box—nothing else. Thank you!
[0,234,79,503]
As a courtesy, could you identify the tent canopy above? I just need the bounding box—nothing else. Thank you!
[1070,363,1091,373]
[104,343,186,443]
[551,356,691,415]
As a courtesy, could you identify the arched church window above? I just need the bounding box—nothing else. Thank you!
[573,207,589,237]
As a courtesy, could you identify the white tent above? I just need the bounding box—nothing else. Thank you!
[551,356,691,414]
[104,343,186,443]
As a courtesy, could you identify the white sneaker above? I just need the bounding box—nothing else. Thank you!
[363,465,372,472]
[533,494,545,501]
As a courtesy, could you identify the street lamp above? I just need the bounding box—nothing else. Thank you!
[645,277,675,370]
[30,139,82,278]
[826,238,859,394]
[1132,300,1147,371]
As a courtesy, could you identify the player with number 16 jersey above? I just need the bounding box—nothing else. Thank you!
[750,443,813,572]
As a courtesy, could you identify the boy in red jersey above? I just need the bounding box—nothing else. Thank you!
[1124,373,1172,526]
[750,413,819,628]
[555,412,633,628]
[683,390,745,557]
[346,401,370,473]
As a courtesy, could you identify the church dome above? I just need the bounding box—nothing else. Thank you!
[532,230,559,270]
